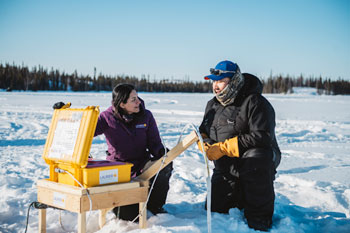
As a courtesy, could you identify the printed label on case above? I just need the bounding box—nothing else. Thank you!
[48,112,83,159]
[99,169,118,184]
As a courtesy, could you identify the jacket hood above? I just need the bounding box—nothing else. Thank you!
[241,73,263,96]
[138,97,146,114]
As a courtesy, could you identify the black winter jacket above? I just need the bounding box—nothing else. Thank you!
[199,73,281,173]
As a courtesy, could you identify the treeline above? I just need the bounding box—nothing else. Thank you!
[0,63,211,92]
[1,63,349,95]
[261,75,350,95]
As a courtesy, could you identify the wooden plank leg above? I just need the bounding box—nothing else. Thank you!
[78,212,86,233]
[139,202,147,229]
[38,209,46,233]
[99,208,112,229]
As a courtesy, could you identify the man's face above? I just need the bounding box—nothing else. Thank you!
[212,77,230,94]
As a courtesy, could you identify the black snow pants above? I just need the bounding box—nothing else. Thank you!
[207,148,276,222]
[113,162,173,221]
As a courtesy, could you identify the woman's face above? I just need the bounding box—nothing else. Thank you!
[212,77,230,94]
[119,90,141,114]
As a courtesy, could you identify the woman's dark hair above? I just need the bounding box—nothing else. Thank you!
[112,83,135,114]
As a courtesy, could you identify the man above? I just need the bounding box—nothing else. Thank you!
[198,60,281,231]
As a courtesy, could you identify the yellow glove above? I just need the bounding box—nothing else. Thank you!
[197,133,209,153]
[206,137,239,161]
[205,143,225,160]
[198,142,210,153]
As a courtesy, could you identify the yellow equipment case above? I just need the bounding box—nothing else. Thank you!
[42,104,132,188]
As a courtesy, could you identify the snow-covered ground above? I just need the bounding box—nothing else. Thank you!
[0,88,349,233]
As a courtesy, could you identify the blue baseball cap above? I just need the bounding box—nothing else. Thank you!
[204,60,239,81]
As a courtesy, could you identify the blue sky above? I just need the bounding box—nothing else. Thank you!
[0,0,349,81]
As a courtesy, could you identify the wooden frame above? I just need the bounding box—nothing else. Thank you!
[37,179,148,233]
[37,131,198,233]
[137,131,198,181]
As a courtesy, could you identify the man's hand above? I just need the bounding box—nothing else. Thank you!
[201,137,240,161]
[205,143,225,160]
[219,137,239,158]
[197,141,210,153]
[197,133,216,153]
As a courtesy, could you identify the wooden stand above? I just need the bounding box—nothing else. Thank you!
[37,131,198,233]
[37,179,148,233]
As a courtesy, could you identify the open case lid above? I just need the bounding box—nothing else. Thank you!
[42,105,100,168]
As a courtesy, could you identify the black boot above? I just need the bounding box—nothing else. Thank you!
[147,163,173,215]
[247,218,272,232]
[148,206,168,215]
[112,205,139,222]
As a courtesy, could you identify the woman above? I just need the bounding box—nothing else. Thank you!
[94,83,173,221]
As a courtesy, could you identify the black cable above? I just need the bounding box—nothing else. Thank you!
[24,202,35,233]
[24,201,52,233]
[33,202,49,209]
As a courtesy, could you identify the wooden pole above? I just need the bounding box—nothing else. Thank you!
[38,209,46,233]
[136,131,198,181]
[139,201,147,228]
[99,208,111,229]
[78,212,86,233]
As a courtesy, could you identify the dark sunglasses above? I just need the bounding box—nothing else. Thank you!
[210,68,236,76]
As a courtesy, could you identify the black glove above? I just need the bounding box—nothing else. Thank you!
[53,102,66,110]
[151,147,170,161]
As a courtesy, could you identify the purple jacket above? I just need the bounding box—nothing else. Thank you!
[94,104,163,176]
